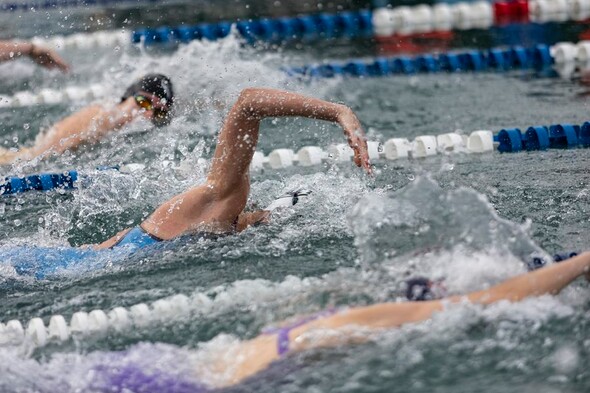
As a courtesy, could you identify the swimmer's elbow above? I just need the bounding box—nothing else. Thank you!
[235,88,265,118]
[238,87,261,101]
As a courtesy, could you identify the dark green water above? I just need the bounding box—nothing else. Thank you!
[0,3,589,392]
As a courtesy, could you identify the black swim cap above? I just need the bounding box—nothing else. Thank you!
[405,277,434,301]
[405,277,447,301]
[122,73,175,127]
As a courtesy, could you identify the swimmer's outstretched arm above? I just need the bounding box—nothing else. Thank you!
[223,252,590,385]
[305,251,590,333]
[0,41,69,72]
[141,88,371,239]
[0,97,141,165]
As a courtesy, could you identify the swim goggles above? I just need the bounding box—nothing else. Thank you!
[134,94,170,126]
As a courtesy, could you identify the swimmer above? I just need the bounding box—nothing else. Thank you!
[0,41,69,72]
[93,88,372,250]
[96,251,590,391]
[0,73,174,165]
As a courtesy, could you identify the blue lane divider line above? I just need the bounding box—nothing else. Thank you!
[498,123,590,152]
[459,51,486,71]
[1,170,78,196]
[580,122,590,147]
[497,128,523,153]
[531,44,553,69]
[524,126,550,151]
[549,124,579,149]
[172,26,194,43]
[392,57,416,74]
[316,13,336,38]
[416,55,440,73]
[2,119,588,196]
[39,174,54,191]
[289,43,556,79]
[487,48,507,70]
[131,10,372,45]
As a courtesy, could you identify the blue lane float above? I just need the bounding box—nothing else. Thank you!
[496,123,589,152]
[549,124,579,149]
[497,128,523,153]
[0,170,78,196]
[580,122,590,147]
[524,126,550,151]
[289,43,554,78]
[0,165,129,196]
[131,10,373,45]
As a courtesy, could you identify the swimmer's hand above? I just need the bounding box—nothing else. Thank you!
[28,44,70,72]
[336,106,372,175]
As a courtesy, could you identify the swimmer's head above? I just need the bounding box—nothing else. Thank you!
[122,74,175,127]
[404,277,447,301]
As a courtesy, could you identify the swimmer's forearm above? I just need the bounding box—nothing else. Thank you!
[236,87,348,123]
[465,251,590,304]
[0,41,33,62]
[232,88,371,173]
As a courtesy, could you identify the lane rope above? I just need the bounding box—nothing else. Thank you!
[0,164,144,196]
[7,1,590,52]
[2,39,588,109]
[0,250,579,349]
[0,82,111,109]
[2,120,590,195]
[288,41,590,78]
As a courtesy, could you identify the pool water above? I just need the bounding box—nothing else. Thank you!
[0,2,589,392]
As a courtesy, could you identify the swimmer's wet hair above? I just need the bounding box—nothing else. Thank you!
[122,74,175,127]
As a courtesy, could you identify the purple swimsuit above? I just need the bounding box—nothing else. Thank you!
[92,361,210,393]
[263,308,338,356]
[93,308,340,391]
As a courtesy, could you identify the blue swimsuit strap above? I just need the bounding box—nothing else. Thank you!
[110,226,164,249]
[263,308,338,356]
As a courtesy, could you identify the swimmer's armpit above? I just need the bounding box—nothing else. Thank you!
[236,210,270,231]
